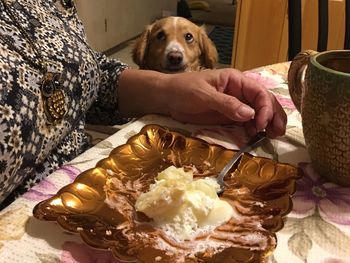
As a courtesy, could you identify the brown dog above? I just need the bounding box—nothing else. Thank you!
[132,16,218,73]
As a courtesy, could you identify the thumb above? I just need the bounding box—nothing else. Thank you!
[208,92,255,121]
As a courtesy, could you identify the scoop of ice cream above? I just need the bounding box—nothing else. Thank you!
[135,165,233,241]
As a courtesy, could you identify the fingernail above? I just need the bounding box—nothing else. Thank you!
[257,121,268,132]
[237,105,255,119]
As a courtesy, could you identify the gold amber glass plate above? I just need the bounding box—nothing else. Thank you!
[33,124,300,263]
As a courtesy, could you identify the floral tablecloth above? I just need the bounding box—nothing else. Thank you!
[1,62,350,263]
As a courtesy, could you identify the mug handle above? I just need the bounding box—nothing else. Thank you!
[287,50,318,112]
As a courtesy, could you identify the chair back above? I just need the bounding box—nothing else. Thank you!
[288,0,350,60]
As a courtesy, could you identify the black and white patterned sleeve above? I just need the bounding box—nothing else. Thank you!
[85,52,131,125]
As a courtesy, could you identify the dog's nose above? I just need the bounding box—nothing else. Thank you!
[167,51,183,66]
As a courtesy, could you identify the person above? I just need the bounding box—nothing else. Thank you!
[0,0,287,209]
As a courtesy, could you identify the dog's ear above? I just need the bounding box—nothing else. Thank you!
[199,26,218,68]
[132,25,152,68]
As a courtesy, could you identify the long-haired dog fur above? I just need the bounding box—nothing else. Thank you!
[132,16,218,73]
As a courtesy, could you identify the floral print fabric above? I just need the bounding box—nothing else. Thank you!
[0,0,129,207]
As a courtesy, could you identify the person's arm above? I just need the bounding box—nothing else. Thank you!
[118,68,287,138]
[117,69,170,116]
[85,52,131,125]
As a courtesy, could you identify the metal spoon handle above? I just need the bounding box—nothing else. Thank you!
[217,131,267,188]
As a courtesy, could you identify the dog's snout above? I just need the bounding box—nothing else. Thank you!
[167,51,183,66]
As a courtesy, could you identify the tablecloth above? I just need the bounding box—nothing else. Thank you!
[1,62,350,263]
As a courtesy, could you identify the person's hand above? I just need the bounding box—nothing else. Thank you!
[118,68,287,138]
[163,68,287,138]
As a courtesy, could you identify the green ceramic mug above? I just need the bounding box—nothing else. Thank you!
[288,50,350,186]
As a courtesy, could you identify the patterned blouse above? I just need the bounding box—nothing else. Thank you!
[0,0,129,208]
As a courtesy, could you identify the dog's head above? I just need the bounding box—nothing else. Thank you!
[132,16,218,73]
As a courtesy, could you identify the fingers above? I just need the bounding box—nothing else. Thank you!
[239,76,287,137]
[207,92,256,121]
[266,107,287,138]
[171,110,237,125]
[262,92,287,137]
[243,87,274,132]
[169,69,288,137]
[203,75,287,137]
[244,120,257,137]
[247,93,287,138]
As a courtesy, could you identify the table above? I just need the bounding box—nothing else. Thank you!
[1,62,350,263]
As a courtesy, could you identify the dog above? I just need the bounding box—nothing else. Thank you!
[132,16,218,73]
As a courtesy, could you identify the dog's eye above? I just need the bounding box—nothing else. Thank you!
[185,33,194,43]
[156,31,166,40]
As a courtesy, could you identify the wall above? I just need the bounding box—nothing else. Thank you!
[75,0,177,52]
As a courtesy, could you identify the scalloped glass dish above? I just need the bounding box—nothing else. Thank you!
[33,124,299,263]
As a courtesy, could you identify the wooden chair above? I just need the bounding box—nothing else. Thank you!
[288,0,350,60]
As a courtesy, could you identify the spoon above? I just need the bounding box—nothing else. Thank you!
[216,131,267,194]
